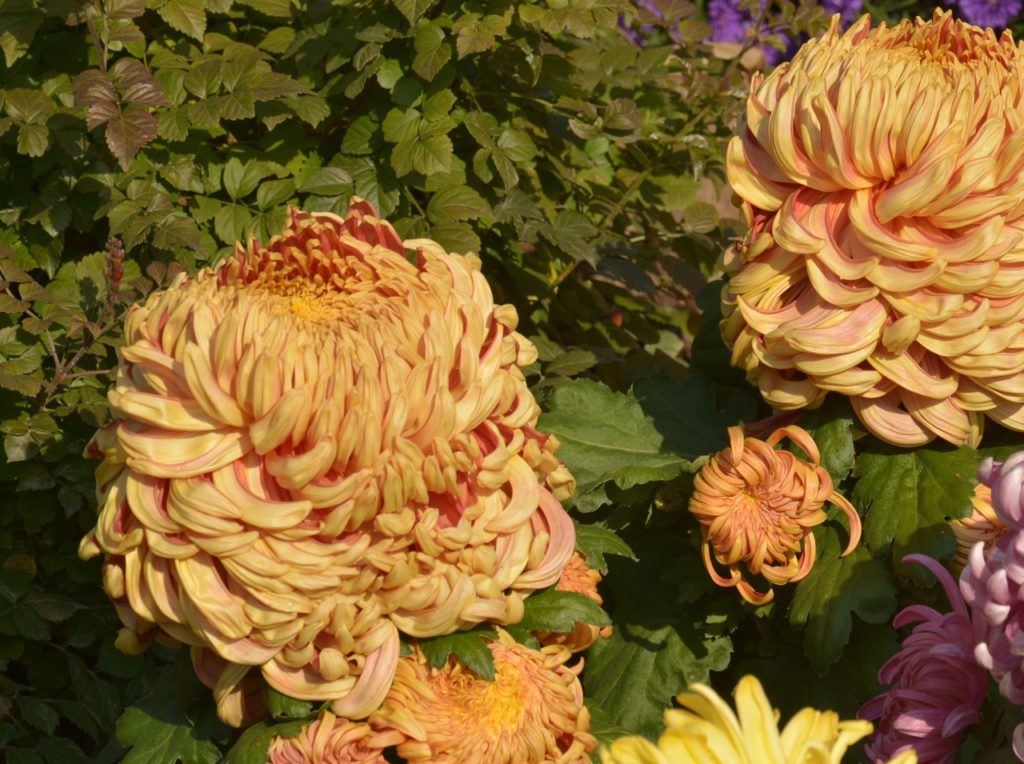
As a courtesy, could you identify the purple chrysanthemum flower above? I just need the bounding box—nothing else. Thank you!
[860,554,987,764]
[955,0,1023,29]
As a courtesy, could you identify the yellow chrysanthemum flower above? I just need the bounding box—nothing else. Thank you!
[600,675,917,764]
[79,200,577,724]
[724,11,1024,447]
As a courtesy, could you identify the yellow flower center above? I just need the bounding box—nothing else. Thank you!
[441,663,527,737]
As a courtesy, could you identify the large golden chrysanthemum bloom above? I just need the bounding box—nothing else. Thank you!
[599,675,916,764]
[689,425,861,605]
[950,483,1007,572]
[369,629,596,763]
[79,200,576,724]
[723,10,1024,447]
[267,712,389,764]
[535,552,612,652]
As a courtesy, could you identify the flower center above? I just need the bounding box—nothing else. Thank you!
[443,662,527,737]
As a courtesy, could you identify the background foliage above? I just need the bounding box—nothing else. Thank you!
[0,0,1020,761]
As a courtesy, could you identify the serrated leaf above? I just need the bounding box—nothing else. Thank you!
[518,590,609,633]
[632,375,727,463]
[412,21,450,80]
[420,629,496,680]
[853,443,977,569]
[157,0,206,40]
[539,379,697,509]
[4,89,52,124]
[283,94,328,127]
[0,3,44,67]
[574,523,635,574]
[111,58,170,107]
[545,348,598,377]
[429,221,479,254]
[104,104,158,169]
[585,615,732,738]
[117,698,222,764]
[255,179,295,210]
[390,0,436,24]
[222,158,266,200]
[236,0,292,16]
[341,116,380,155]
[790,524,897,672]
[453,11,511,58]
[392,133,453,177]
[264,687,312,719]
[540,211,597,264]
[382,107,421,143]
[299,167,351,196]
[426,184,490,223]
[335,155,400,216]
[214,204,253,245]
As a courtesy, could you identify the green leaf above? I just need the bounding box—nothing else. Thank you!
[518,590,610,633]
[341,116,380,155]
[573,523,636,574]
[538,379,701,509]
[453,11,511,58]
[585,615,732,738]
[632,375,727,463]
[540,211,597,264]
[214,204,253,245]
[392,134,453,177]
[797,397,856,485]
[264,687,312,719]
[412,21,450,80]
[17,696,58,735]
[428,221,479,254]
[222,158,266,200]
[420,629,496,680]
[790,524,897,672]
[390,0,436,24]
[545,349,599,377]
[116,689,223,764]
[223,720,308,764]
[0,2,43,67]
[255,179,295,211]
[236,0,292,16]
[299,167,352,197]
[853,443,978,570]
[426,185,490,223]
[382,107,422,143]
[156,0,207,41]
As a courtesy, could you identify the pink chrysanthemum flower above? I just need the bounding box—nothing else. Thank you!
[689,425,861,604]
[860,555,987,763]
[723,11,1024,447]
[79,200,576,724]
[535,552,613,652]
[369,629,596,762]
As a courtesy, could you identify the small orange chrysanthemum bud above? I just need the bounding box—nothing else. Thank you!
[369,629,596,763]
[950,483,1007,573]
[689,425,861,604]
[536,552,612,652]
[724,11,1024,447]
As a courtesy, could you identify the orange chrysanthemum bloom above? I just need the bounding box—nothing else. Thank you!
[267,712,389,764]
[370,629,597,763]
[536,552,612,652]
[689,425,861,604]
[723,11,1024,447]
[79,200,576,724]
[950,483,1007,572]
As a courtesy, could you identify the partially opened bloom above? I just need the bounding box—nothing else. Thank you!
[949,483,1006,572]
[79,200,576,724]
[370,629,596,762]
[535,552,612,652]
[860,555,987,763]
[689,425,861,604]
[723,11,1024,447]
[600,674,875,764]
[267,712,389,763]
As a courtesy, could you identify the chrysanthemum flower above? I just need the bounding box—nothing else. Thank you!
[949,483,1006,572]
[600,674,877,764]
[860,555,987,764]
[689,425,861,604]
[723,10,1024,447]
[369,629,596,762]
[267,712,389,764]
[961,453,1024,722]
[535,552,612,652]
[79,200,576,723]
